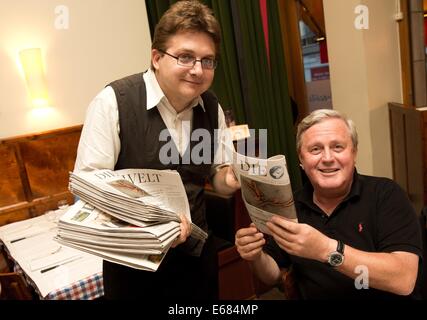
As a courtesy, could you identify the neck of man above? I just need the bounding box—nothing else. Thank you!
[312,185,352,216]
[167,96,192,114]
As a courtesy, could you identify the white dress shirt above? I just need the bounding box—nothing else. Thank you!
[74,69,229,173]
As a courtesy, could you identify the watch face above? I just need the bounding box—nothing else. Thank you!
[328,252,344,267]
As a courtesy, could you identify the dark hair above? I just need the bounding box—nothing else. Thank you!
[152,1,221,58]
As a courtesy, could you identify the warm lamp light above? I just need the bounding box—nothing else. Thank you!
[19,48,49,107]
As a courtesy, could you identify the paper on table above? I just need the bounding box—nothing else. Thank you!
[29,246,82,272]
[7,226,58,244]
[0,210,103,298]
[1,220,56,243]
[32,253,101,297]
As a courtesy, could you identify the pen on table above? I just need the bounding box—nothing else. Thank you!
[8,228,58,244]
[40,256,82,274]
[40,265,59,273]
[10,237,26,243]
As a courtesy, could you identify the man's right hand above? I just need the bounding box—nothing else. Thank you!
[235,223,265,261]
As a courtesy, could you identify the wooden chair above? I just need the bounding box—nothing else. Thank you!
[278,266,300,300]
[0,246,14,273]
[0,272,34,300]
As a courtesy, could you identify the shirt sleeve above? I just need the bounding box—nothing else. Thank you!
[375,179,423,258]
[210,103,232,177]
[74,86,121,173]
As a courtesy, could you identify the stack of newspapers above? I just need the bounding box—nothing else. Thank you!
[57,168,207,271]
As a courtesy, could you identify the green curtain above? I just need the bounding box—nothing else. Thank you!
[207,0,247,124]
[145,0,302,189]
[266,0,301,188]
[145,0,177,37]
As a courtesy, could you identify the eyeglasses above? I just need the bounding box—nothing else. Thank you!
[158,49,217,70]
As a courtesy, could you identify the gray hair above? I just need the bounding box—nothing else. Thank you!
[296,109,358,153]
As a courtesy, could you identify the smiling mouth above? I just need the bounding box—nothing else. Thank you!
[183,80,202,85]
[318,168,339,173]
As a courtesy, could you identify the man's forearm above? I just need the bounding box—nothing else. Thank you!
[334,245,419,295]
[249,251,282,287]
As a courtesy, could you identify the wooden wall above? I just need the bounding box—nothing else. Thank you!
[0,126,82,226]
[389,103,425,214]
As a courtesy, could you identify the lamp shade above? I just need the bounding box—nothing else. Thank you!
[19,48,49,107]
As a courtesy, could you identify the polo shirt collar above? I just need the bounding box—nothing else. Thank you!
[144,69,205,112]
[297,169,361,209]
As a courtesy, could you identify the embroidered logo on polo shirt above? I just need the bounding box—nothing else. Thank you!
[358,223,363,233]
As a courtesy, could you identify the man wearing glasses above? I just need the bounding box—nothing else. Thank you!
[74,0,240,300]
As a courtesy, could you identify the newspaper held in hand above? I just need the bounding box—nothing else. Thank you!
[58,201,180,252]
[69,168,207,241]
[55,200,178,271]
[227,145,297,234]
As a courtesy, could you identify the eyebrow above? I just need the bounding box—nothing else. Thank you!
[175,49,215,59]
[305,140,347,148]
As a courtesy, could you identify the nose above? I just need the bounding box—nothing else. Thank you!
[322,148,333,161]
[189,61,204,76]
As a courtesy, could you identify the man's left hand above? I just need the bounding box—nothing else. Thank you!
[266,215,335,262]
[224,165,240,191]
[171,213,192,248]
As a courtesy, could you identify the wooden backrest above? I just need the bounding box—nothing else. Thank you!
[0,125,82,226]
[0,272,34,300]
[0,247,14,273]
[388,103,425,214]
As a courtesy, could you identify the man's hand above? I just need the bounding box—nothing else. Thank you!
[266,216,334,262]
[212,165,240,196]
[224,166,240,190]
[235,223,266,261]
[171,213,192,248]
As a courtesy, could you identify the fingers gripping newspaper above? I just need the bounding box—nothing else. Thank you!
[230,147,298,234]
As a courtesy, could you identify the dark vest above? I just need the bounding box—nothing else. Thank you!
[108,72,219,256]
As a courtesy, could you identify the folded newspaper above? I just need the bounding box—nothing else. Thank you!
[228,146,297,234]
[65,168,209,270]
[56,200,179,271]
[69,168,207,241]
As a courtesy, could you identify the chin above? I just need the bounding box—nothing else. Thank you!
[319,181,349,194]
[181,87,202,97]
[316,178,344,189]
[322,184,343,191]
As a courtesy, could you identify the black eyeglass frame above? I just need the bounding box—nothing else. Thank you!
[158,49,218,70]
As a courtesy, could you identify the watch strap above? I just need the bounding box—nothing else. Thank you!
[337,240,345,254]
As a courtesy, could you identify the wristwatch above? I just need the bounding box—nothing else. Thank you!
[327,240,345,267]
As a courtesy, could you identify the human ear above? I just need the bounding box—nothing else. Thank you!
[151,49,162,70]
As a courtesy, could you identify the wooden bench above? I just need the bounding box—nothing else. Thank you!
[0,126,81,226]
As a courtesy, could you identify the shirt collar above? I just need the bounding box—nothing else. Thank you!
[143,69,205,112]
